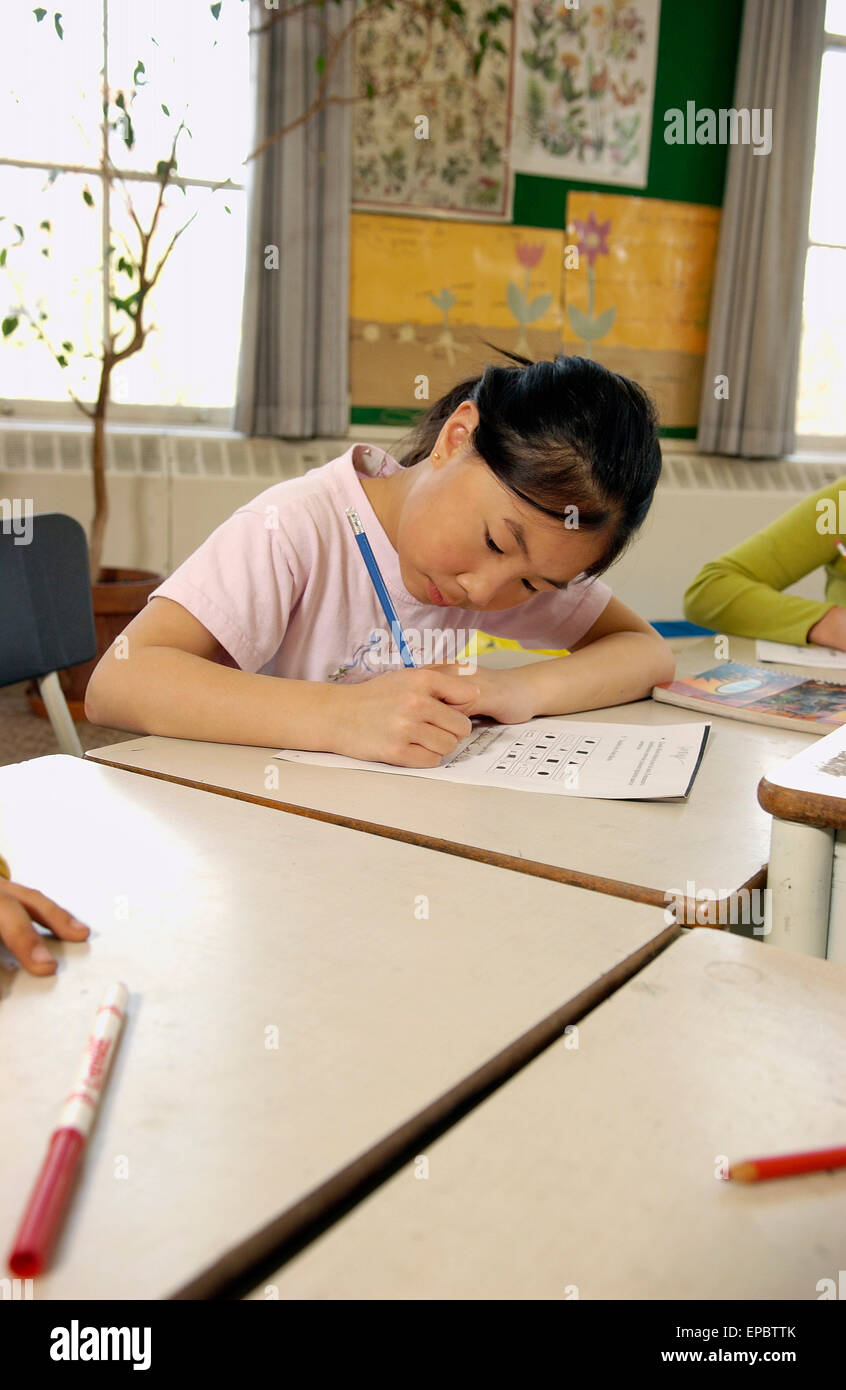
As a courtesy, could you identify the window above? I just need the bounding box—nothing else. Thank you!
[0,0,251,426]
[795,0,846,448]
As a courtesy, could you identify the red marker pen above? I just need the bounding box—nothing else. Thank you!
[729,1144,846,1182]
[8,982,129,1277]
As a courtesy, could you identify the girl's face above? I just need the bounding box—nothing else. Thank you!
[395,402,613,612]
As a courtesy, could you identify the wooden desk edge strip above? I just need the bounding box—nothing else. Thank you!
[84,753,668,907]
[758,776,846,830]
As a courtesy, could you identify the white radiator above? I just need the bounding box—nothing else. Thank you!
[1,427,844,622]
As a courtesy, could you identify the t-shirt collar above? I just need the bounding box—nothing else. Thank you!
[347,444,421,608]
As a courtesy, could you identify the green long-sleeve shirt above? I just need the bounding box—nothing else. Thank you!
[683,475,846,645]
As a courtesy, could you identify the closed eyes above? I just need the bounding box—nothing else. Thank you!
[485,531,538,592]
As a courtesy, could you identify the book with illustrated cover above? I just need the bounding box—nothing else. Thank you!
[652,662,846,734]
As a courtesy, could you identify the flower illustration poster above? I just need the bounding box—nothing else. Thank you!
[566,211,616,358]
[510,0,661,188]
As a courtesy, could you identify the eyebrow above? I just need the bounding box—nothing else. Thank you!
[504,518,570,590]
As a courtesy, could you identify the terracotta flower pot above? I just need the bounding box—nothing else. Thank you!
[26,566,164,723]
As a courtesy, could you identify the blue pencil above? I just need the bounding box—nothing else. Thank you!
[345,507,417,667]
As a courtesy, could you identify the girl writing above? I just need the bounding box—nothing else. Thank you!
[85,351,675,766]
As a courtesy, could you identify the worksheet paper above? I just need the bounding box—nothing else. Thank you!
[756,639,846,670]
[274,719,711,801]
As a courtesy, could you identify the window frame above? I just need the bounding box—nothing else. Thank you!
[793,21,846,452]
[0,0,245,429]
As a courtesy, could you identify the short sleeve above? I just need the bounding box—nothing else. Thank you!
[147,509,298,673]
[479,574,613,649]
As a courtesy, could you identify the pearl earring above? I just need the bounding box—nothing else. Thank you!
[433,451,440,459]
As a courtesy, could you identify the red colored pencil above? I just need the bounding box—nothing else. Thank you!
[729,1145,846,1182]
[8,982,128,1277]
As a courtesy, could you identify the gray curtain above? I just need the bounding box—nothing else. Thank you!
[234,0,352,437]
[697,0,826,458]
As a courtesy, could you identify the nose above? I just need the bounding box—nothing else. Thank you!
[456,564,502,608]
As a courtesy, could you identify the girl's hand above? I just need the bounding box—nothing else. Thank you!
[808,606,846,649]
[339,666,479,767]
[0,878,90,976]
[427,662,537,726]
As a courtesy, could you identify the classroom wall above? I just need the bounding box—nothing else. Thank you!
[352,0,747,435]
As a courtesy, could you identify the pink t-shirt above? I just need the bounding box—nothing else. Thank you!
[147,443,613,683]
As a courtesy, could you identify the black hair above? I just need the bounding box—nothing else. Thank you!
[395,345,662,579]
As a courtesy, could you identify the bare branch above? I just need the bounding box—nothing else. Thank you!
[12,300,97,419]
[146,211,199,295]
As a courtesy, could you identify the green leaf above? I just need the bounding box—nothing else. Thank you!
[210,1,222,16]
[1,316,18,337]
[224,205,231,214]
[13,224,24,244]
[591,305,616,337]
[0,249,6,267]
[33,8,46,20]
[161,103,170,116]
[506,281,526,320]
[53,12,63,39]
[316,54,326,77]
[82,187,94,206]
[527,292,552,319]
[133,59,146,84]
[39,219,51,231]
[41,247,49,257]
[61,340,73,351]
[56,353,68,367]
[365,81,375,98]
[567,303,593,339]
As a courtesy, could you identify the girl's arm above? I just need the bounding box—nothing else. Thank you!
[683,477,846,644]
[501,596,675,720]
[85,597,477,766]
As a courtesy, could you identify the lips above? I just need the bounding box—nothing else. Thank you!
[426,577,449,605]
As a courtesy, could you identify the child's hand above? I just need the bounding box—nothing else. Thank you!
[0,877,90,976]
[341,666,479,766]
[426,663,537,726]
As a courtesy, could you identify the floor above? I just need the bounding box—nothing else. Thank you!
[0,680,132,768]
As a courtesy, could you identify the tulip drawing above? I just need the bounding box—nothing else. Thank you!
[566,211,616,358]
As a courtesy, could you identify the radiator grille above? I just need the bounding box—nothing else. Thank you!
[1,429,844,491]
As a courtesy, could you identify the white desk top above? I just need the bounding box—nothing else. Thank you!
[760,722,846,799]
[0,755,672,1299]
[250,929,846,1300]
[85,639,817,905]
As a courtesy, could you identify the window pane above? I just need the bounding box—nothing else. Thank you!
[0,167,102,405]
[808,50,846,247]
[0,0,103,168]
[796,246,846,438]
[826,0,846,35]
[108,182,246,409]
[106,0,252,183]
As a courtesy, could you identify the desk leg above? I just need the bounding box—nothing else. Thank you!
[766,817,833,958]
[826,831,846,964]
